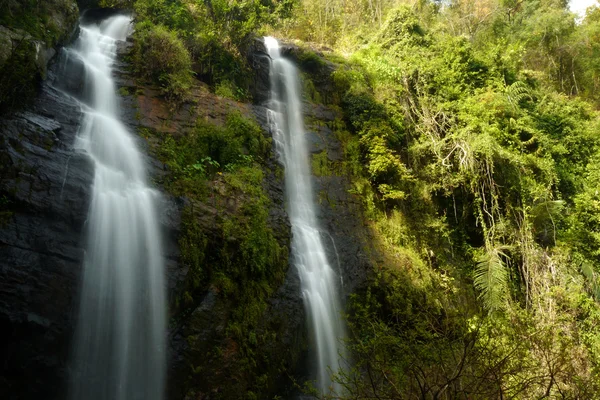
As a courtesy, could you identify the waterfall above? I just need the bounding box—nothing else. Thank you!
[68,15,166,400]
[264,37,346,395]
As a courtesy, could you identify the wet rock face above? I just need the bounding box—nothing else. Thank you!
[0,63,93,399]
[76,0,100,10]
[246,38,272,105]
[302,102,372,298]
[248,38,371,392]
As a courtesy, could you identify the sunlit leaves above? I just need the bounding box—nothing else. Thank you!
[474,245,511,311]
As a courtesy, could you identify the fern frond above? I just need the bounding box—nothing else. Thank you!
[474,245,511,312]
[505,81,532,109]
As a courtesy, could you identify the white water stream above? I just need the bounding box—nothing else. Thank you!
[264,37,346,394]
[69,15,166,400]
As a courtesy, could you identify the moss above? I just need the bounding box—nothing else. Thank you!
[0,0,76,44]
[174,164,288,398]
[301,73,322,103]
[311,150,333,176]
[0,0,78,113]
[178,206,208,293]
[295,48,326,74]
[146,109,289,397]
[118,86,133,97]
[0,38,39,113]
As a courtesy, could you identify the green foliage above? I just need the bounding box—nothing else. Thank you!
[215,79,247,100]
[131,0,294,99]
[0,0,76,44]
[311,150,332,176]
[98,0,134,7]
[179,206,208,294]
[148,109,286,397]
[132,23,193,102]
[474,245,510,311]
[375,6,426,49]
[290,2,600,397]
[149,110,269,197]
[0,0,78,113]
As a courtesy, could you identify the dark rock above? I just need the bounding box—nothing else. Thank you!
[0,54,94,399]
[111,40,304,399]
[52,47,87,101]
[250,37,372,394]
[246,37,272,105]
[250,37,370,297]
[303,103,372,299]
[76,0,101,11]
[0,0,80,112]
[80,8,131,24]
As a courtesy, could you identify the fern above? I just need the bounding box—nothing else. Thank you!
[505,81,532,109]
[474,245,511,312]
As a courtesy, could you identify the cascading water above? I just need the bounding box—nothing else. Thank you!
[68,15,166,400]
[264,37,346,394]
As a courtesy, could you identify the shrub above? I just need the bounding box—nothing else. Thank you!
[132,23,193,102]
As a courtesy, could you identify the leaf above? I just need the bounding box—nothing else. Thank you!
[474,245,511,312]
[580,261,600,300]
[505,81,532,109]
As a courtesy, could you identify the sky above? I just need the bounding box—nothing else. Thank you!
[570,0,599,17]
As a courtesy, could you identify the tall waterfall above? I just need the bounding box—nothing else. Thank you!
[68,15,166,400]
[264,37,346,394]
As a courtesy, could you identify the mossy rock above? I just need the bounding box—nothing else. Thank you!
[0,0,79,113]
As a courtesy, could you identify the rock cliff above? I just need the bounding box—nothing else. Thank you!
[0,55,92,400]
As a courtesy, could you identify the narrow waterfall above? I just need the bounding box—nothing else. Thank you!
[264,37,346,394]
[68,15,166,400]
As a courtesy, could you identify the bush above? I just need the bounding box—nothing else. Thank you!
[132,23,193,102]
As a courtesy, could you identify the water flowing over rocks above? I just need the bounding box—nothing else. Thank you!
[249,38,371,301]
[264,36,347,393]
[68,16,167,400]
[112,33,307,399]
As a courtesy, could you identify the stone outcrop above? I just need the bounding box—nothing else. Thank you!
[0,0,79,112]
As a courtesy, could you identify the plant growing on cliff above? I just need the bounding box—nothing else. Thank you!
[131,22,193,102]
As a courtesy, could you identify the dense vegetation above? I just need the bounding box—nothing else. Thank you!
[141,108,292,398]
[123,0,294,101]
[291,1,600,398]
